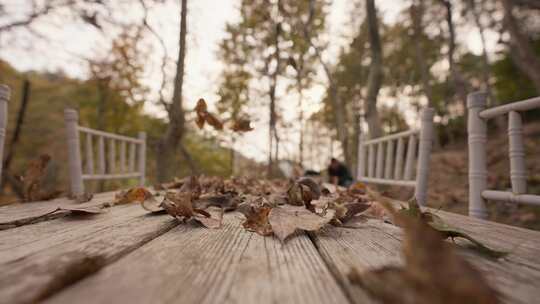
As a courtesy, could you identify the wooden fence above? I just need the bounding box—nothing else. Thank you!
[64,109,146,196]
[467,92,540,219]
[0,85,10,185]
[357,108,435,206]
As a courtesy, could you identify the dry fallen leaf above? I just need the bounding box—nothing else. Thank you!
[268,205,335,242]
[59,206,105,215]
[194,193,240,211]
[350,193,501,304]
[238,204,273,236]
[114,187,154,205]
[193,206,223,229]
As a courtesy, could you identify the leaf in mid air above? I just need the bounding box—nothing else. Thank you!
[231,118,254,132]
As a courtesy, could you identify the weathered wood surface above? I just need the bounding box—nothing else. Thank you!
[310,212,540,304]
[0,191,116,229]
[0,202,177,304]
[44,212,349,304]
[1,192,540,304]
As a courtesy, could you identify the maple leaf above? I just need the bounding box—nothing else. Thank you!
[268,205,335,242]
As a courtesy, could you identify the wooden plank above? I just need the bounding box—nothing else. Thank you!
[0,203,177,304]
[0,191,117,229]
[310,216,540,304]
[45,213,350,304]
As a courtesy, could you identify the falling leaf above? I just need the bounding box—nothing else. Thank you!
[238,204,273,236]
[268,205,335,242]
[231,118,254,132]
[194,98,223,130]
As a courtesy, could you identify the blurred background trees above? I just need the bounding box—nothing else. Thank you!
[0,0,539,200]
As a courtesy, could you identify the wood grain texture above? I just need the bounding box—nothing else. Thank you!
[310,215,540,304]
[0,203,177,304]
[0,191,117,229]
[45,213,349,304]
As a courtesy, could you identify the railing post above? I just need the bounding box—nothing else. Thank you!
[120,141,126,173]
[508,111,527,194]
[414,108,434,207]
[0,85,10,185]
[64,109,84,196]
[357,133,365,179]
[108,139,116,173]
[85,134,94,174]
[98,136,106,174]
[467,92,488,219]
[138,132,146,186]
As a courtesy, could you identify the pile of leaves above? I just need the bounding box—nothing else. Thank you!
[123,176,371,240]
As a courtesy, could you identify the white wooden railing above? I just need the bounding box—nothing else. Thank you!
[467,92,540,219]
[357,108,435,206]
[0,85,10,185]
[64,109,146,196]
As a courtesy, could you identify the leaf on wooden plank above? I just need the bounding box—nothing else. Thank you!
[179,175,202,200]
[238,204,273,236]
[350,196,501,304]
[231,118,254,132]
[114,187,154,205]
[193,206,223,229]
[401,197,508,258]
[72,192,94,204]
[141,196,162,213]
[268,205,335,242]
[286,177,321,212]
[59,206,105,215]
[193,193,240,211]
[154,177,185,190]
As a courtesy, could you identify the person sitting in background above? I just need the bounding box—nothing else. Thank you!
[328,158,353,187]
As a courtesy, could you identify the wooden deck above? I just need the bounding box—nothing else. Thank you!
[1,191,540,304]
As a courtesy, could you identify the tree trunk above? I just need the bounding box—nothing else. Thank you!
[157,0,191,182]
[502,0,540,93]
[411,1,435,108]
[365,0,383,139]
[1,79,30,196]
[441,0,469,117]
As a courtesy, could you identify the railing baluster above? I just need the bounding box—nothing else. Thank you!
[368,144,375,178]
[376,142,384,178]
[138,132,146,186]
[109,138,116,173]
[384,139,394,179]
[508,111,527,194]
[0,85,10,185]
[403,135,416,180]
[120,140,126,173]
[85,133,94,174]
[394,137,404,180]
[98,136,106,174]
[129,142,136,173]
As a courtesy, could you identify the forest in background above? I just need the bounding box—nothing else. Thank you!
[0,0,539,227]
